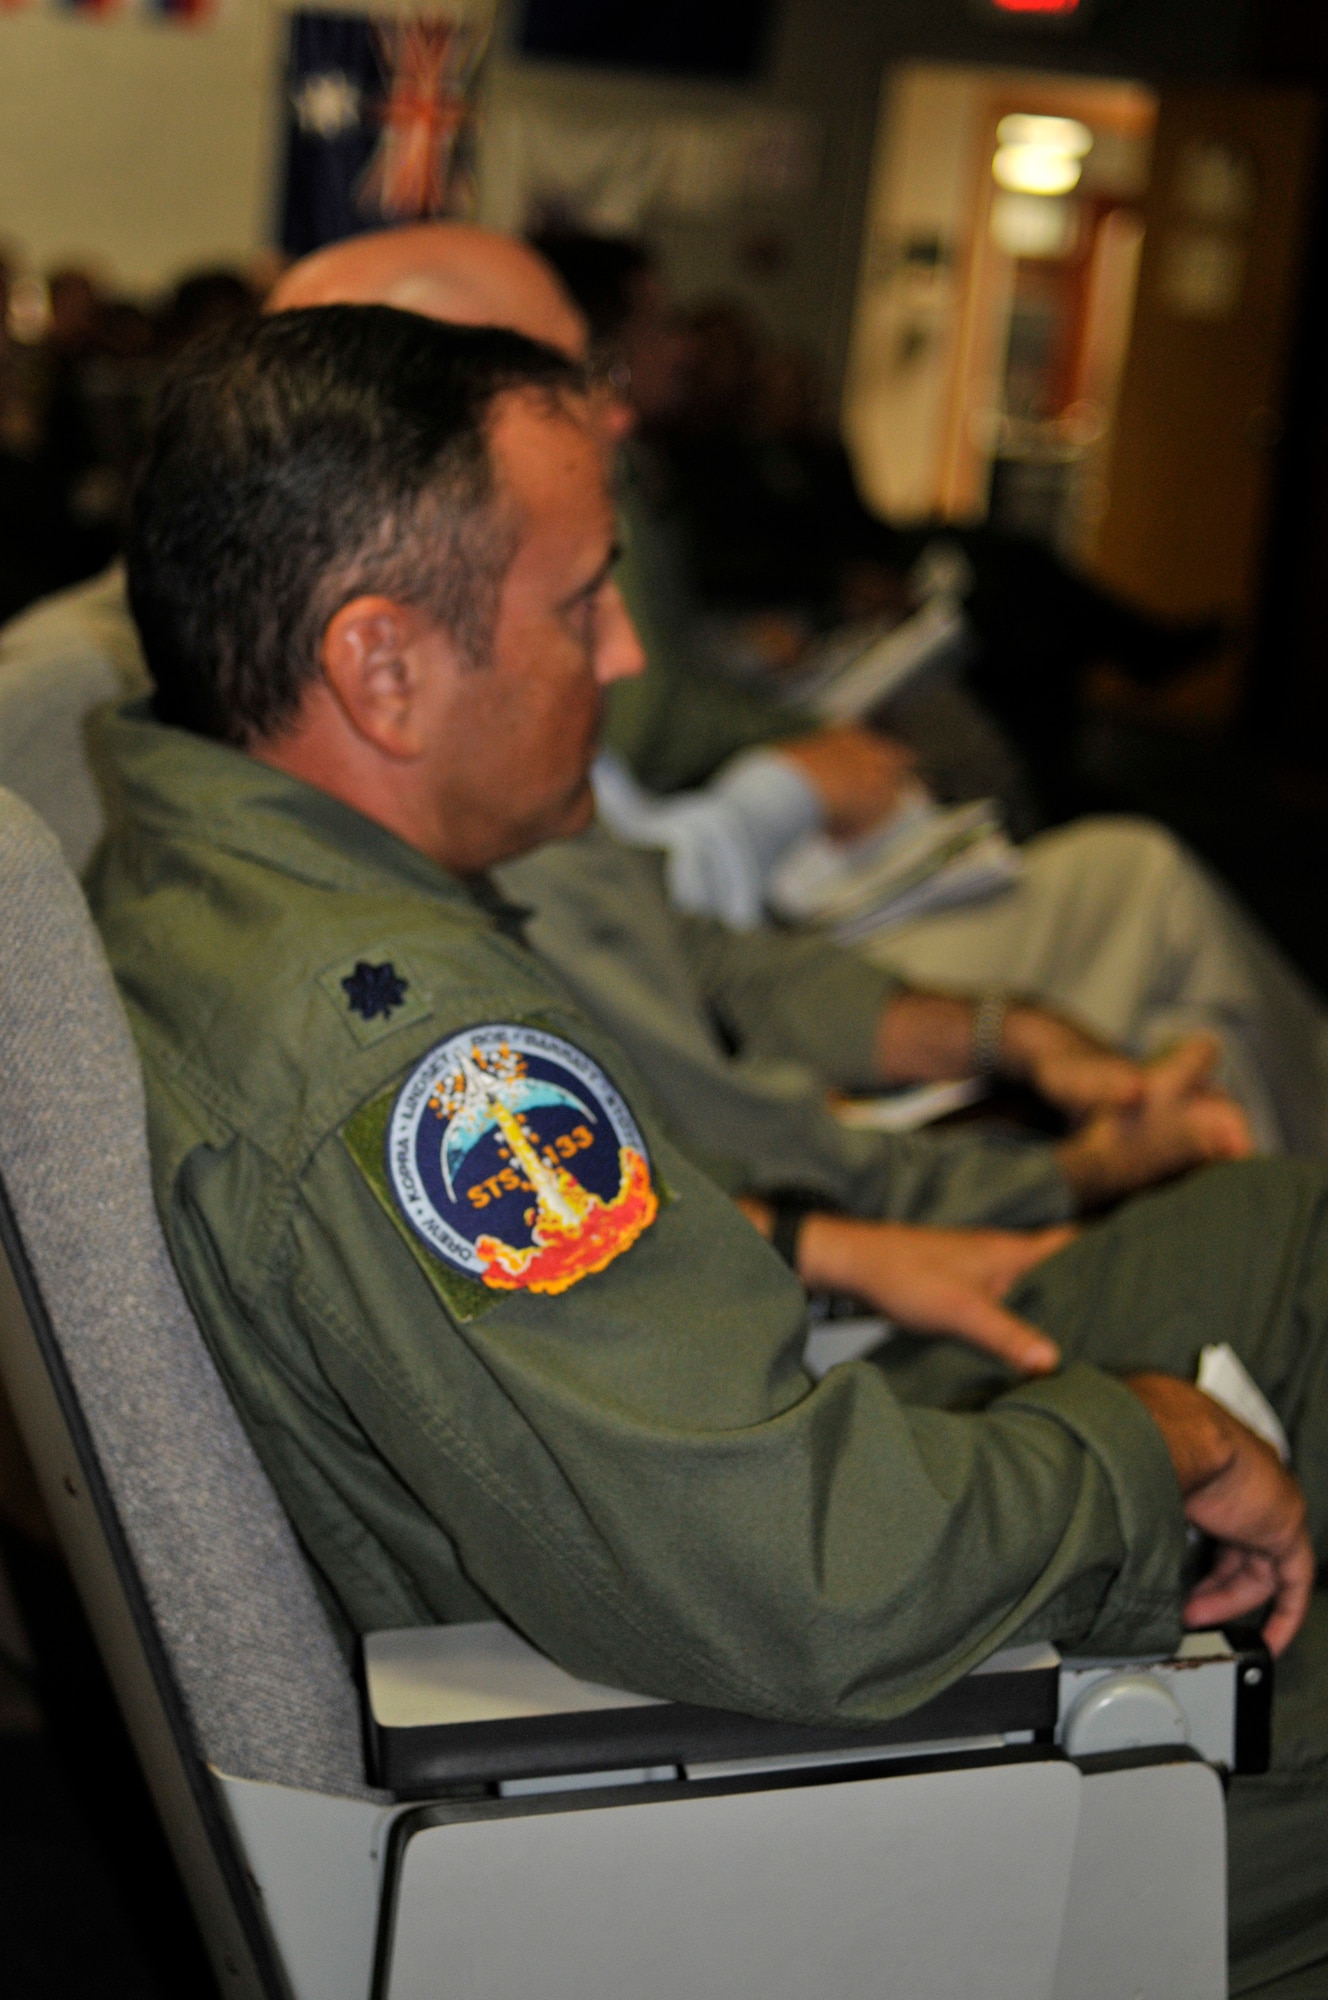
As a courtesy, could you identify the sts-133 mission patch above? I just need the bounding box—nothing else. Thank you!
[381,1024,658,1297]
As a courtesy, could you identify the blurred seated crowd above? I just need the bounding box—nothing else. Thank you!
[531,228,1224,828]
[2,221,1321,1167]
[0,254,264,625]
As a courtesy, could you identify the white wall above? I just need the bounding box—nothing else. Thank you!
[0,1,285,291]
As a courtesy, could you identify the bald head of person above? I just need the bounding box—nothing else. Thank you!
[268,224,588,359]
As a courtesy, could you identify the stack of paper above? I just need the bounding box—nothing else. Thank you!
[768,789,1022,942]
[788,596,973,723]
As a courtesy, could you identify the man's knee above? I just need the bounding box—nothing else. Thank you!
[1031,814,1190,890]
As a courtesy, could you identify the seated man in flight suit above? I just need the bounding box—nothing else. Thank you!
[270,227,1328,1160]
[91,306,1328,1995]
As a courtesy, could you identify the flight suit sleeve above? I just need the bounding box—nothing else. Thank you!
[660,912,1075,1227]
[670,908,902,1088]
[243,1116,1185,1727]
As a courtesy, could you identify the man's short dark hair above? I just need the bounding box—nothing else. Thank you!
[127,305,579,744]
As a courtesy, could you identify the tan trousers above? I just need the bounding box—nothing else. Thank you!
[866,816,1328,1156]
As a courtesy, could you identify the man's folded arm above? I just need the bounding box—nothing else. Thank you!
[216,1127,1188,1725]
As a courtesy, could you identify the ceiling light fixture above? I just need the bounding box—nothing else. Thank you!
[992,115,1093,198]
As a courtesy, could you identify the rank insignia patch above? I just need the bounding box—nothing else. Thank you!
[319,946,432,1048]
[343,959,408,1020]
[384,1024,658,1296]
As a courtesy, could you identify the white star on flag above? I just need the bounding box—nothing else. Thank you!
[291,71,364,140]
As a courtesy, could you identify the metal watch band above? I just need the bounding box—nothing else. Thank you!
[971,991,1009,1080]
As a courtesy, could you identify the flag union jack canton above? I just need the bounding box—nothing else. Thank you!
[280,9,486,257]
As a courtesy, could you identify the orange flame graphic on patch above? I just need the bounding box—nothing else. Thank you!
[476,1147,657,1295]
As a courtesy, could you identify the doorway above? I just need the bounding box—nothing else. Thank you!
[843,62,1155,565]
[843,63,1318,722]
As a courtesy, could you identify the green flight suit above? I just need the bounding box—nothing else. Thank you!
[88,707,1328,1992]
[603,442,812,793]
[90,704,1183,1707]
[499,822,1074,1227]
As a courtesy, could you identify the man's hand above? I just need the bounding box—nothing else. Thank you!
[1056,1037,1253,1209]
[792,1211,1075,1374]
[876,996,1239,1128]
[1002,1005,1152,1119]
[1123,1372,1313,1656]
[775,725,916,841]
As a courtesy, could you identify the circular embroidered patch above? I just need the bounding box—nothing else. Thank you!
[385,1023,657,1295]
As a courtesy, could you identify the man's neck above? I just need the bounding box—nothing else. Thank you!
[250,710,451,871]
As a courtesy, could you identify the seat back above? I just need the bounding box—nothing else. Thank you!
[0,565,148,872]
[0,786,374,1991]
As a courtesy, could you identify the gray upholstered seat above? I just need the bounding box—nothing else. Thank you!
[0,564,147,873]
[0,782,369,1798]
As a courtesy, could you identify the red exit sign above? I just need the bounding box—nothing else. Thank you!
[970,0,1099,25]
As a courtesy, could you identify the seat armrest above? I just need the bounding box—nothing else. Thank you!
[361,1622,1061,1797]
[1057,1628,1272,1774]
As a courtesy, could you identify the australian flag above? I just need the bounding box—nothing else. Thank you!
[280,14,383,257]
[280,10,486,259]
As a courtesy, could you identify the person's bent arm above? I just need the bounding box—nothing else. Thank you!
[774,725,916,840]
[875,992,1253,1204]
[247,1105,1190,1725]
[875,989,1158,1111]
[1054,1038,1252,1208]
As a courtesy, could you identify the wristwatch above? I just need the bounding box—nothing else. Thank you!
[768,1189,827,1270]
[971,991,1009,1080]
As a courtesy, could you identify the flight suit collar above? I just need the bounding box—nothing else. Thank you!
[100,700,498,923]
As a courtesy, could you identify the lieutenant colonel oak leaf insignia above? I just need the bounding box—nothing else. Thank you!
[343,960,408,1021]
[360,1023,658,1305]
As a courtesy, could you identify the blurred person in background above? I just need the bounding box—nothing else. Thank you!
[0,256,262,626]
[537,230,1223,825]
[156,267,259,357]
[36,264,120,579]
[532,228,1038,832]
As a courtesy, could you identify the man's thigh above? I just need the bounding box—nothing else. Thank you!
[1021,1170,1328,1991]
[1014,1158,1328,1547]
[878,1158,1328,1547]
[863,816,1179,1042]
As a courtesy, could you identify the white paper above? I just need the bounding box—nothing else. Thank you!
[808,596,970,723]
[803,1317,893,1381]
[768,794,1022,941]
[835,1078,987,1133]
[1197,1343,1290,1463]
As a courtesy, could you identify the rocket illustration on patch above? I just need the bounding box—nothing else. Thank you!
[385,1024,657,1295]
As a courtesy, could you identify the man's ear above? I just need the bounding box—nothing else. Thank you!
[320,595,455,758]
